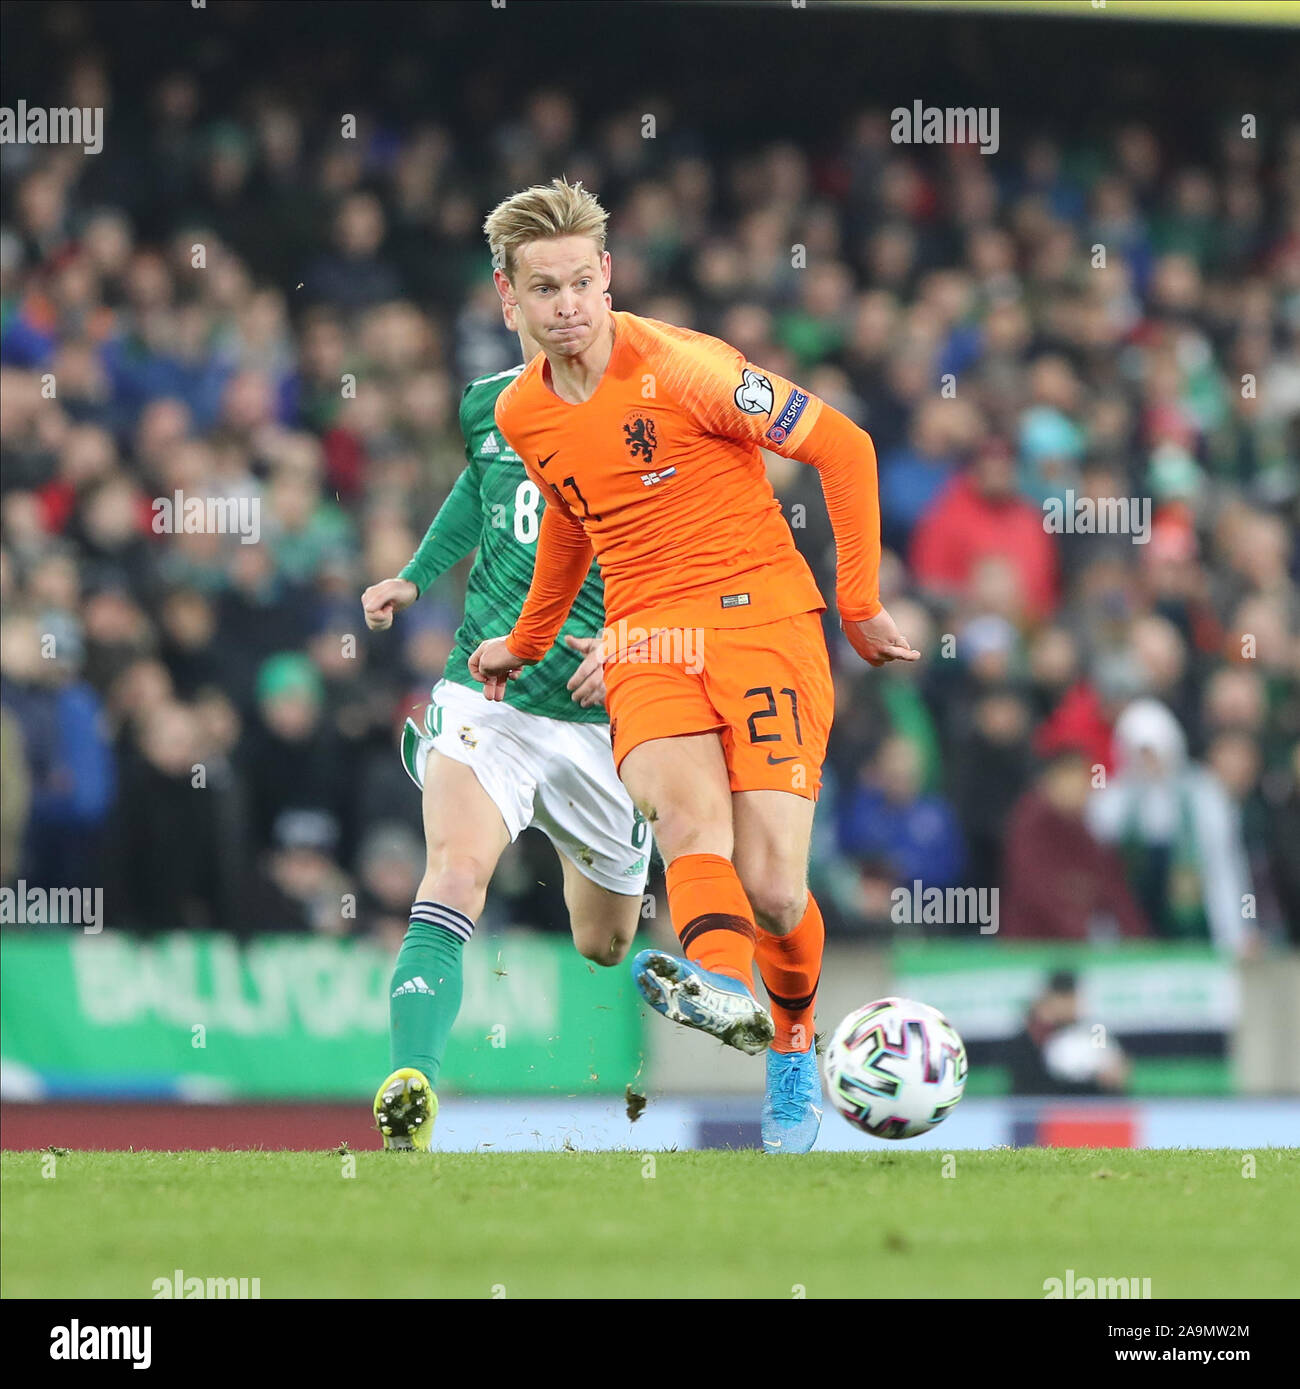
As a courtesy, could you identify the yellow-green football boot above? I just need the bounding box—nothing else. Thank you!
[373,1067,438,1150]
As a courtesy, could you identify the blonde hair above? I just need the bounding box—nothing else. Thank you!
[483,178,609,280]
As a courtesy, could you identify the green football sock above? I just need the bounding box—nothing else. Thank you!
[389,902,472,1087]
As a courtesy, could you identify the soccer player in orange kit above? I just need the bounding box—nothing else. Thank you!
[468,179,918,1153]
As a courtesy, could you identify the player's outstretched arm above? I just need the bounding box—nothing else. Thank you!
[502,474,595,665]
[785,404,885,619]
[363,463,484,632]
[667,335,911,663]
[398,464,483,598]
[781,401,918,665]
[465,453,595,701]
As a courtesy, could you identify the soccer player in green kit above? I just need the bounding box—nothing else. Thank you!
[362,298,649,1149]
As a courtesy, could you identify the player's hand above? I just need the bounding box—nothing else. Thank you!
[362,578,419,631]
[841,607,921,668]
[468,636,528,701]
[564,634,607,708]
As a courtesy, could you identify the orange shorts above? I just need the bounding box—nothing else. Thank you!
[602,610,834,799]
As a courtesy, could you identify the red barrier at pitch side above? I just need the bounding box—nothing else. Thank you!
[1,1103,383,1151]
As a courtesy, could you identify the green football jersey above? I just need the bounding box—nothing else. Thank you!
[407,365,609,724]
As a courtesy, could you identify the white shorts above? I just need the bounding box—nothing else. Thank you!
[401,679,651,896]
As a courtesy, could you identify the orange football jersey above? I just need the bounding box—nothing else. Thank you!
[495,311,881,660]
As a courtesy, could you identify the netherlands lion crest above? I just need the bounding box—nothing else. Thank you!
[622,413,658,464]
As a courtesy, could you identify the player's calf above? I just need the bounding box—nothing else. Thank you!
[562,855,644,967]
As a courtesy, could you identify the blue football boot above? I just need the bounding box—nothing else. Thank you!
[761,1046,823,1154]
[631,949,774,1055]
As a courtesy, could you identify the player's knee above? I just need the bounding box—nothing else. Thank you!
[422,852,492,916]
[745,879,807,935]
[574,930,633,967]
[651,809,732,863]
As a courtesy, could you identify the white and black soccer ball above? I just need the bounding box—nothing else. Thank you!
[824,997,968,1140]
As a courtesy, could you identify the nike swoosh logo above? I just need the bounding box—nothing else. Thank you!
[763,1139,782,1148]
[536,451,559,469]
[766,753,797,765]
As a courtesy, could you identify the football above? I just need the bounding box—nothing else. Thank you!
[824,997,969,1139]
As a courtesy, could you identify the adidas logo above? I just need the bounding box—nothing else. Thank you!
[480,432,500,455]
[392,976,435,997]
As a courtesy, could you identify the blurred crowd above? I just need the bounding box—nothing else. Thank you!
[2,13,1298,956]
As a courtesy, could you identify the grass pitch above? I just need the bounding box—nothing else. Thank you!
[3,1148,1297,1299]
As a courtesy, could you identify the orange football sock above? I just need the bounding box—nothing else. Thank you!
[665,853,757,989]
[755,892,824,1052]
